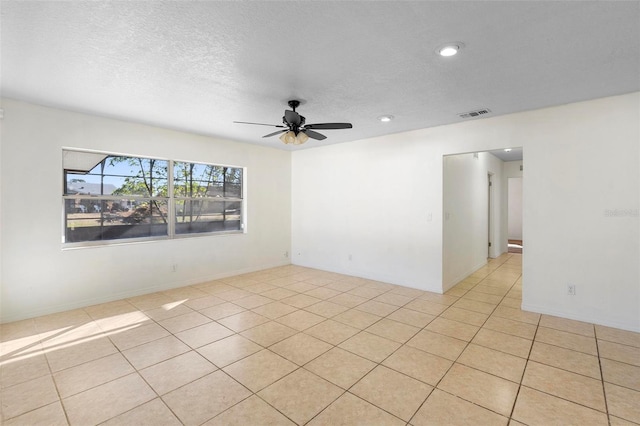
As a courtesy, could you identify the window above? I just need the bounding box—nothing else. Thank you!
[62,150,244,245]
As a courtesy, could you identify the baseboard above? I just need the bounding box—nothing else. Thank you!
[291,260,443,294]
[442,259,488,292]
[521,302,640,333]
[0,260,291,324]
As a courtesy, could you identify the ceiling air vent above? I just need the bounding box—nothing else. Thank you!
[458,108,491,119]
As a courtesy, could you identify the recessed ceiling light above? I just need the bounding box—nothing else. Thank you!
[437,42,464,57]
[378,115,393,122]
[504,148,512,152]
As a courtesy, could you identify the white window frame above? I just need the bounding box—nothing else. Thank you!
[62,149,245,248]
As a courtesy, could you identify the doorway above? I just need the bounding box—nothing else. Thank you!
[508,177,523,253]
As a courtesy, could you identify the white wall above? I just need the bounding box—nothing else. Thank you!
[292,92,639,332]
[442,152,504,290]
[508,177,523,240]
[0,99,292,322]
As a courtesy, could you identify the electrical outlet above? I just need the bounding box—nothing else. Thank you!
[567,284,576,296]
[284,251,289,258]
[172,264,178,273]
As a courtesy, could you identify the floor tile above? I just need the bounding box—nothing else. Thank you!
[365,318,420,343]
[234,294,273,309]
[535,326,598,355]
[240,321,297,347]
[108,322,171,351]
[307,392,404,426]
[197,334,262,367]
[1,375,59,421]
[440,306,489,327]
[372,292,414,307]
[162,371,251,425]
[260,288,298,301]
[596,325,640,348]
[328,292,368,308]
[145,304,194,322]
[452,298,497,314]
[483,316,536,340]
[45,336,119,372]
[140,351,217,395]
[426,317,480,342]
[386,308,435,328]
[351,365,432,421]
[199,302,246,320]
[0,353,50,389]
[540,314,594,337]
[354,300,398,317]
[605,382,640,423]
[522,361,606,411]
[418,292,460,306]
[492,306,540,325]
[217,311,269,333]
[382,345,452,386]
[53,352,134,397]
[305,347,376,389]
[276,310,325,331]
[281,293,322,308]
[305,319,360,345]
[205,395,295,425]
[270,333,333,365]
[472,328,532,358]
[102,398,182,426]
[461,290,503,305]
[122,335,191,370]
[437,363,519,416]
[601,358,640,391]
[183,295,226,311]
[404,299,449,316]
[598,340,640,367]
[332,309,381,329]
[258,369,343,425]
[63,373,155,425]
[406,329,467,361]
[251,301,299,319]
[305,287,342,300]
[457,343,526,383]
[339,331,400,363]
[411,388,508,426]
[223,349,297,392]
[512,386,608,425]
[175,321,235,348]
[304,300,350,318]
[158,311,211,334]
[529,341,600,379]
[2,401,68,426]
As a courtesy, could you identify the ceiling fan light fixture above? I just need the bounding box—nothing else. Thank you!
[378,115,394,122]
[280,130,297,144]
[295,131,309,145]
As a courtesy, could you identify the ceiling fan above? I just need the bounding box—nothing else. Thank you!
[234,100,353,145]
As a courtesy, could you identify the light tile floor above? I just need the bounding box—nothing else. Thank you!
[2,253,640,425]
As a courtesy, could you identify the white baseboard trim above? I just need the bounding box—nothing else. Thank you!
[442,259,488,292]
[522,303,640,333]
[1,260,291,324]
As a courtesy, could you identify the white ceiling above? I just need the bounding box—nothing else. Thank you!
[2,1,639,150]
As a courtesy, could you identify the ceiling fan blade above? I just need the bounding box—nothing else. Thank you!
[303,129,327,140]
[263,129,287,138]
[284,110,301,126]
[305,123,353,130]
[234,121,285,128]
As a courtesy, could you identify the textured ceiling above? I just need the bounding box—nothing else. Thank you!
[1,1,639,150]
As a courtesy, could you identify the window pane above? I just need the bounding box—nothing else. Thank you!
[175,200,242,235]
[65,198,168,243]
[173,162,242,198]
